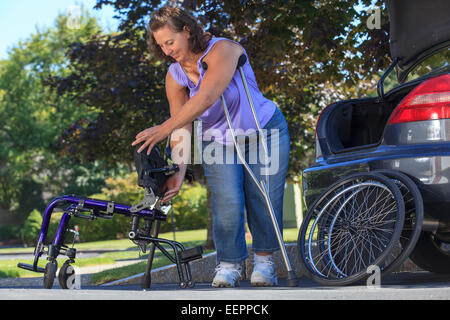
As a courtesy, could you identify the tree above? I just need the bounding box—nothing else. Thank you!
[45,32,170,167]
[0,7,111,222]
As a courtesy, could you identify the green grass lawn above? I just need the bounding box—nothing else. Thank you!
[0,256,116,279]
[0,228,300,283]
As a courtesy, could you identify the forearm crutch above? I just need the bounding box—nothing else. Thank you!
[205,54,298,286]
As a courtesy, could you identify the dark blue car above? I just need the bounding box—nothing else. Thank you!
[298,0,450,285]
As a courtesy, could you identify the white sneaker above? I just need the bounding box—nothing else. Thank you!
[212,262,242,288]
[250,254,278,286]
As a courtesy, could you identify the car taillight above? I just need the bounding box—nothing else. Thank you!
[388,73,450,124]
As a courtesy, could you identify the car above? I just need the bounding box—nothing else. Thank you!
[298,0,450,285]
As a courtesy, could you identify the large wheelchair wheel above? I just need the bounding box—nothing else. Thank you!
[297,172,405,286]
[372,170,424,276]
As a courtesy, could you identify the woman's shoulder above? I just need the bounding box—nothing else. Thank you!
[168,61,181,71]
[207,37,242,49]
[202,37,244,61]
[167,62,188,87]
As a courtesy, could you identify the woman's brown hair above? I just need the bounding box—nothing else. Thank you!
[147,6,211,63]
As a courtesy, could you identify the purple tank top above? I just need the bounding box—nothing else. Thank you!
[168,37,276,145]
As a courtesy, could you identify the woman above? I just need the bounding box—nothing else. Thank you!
[132,6,290,287]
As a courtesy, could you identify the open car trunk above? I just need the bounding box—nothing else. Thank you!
[317,0,450,155]
[317,83,416,154]
[314,1,450,157]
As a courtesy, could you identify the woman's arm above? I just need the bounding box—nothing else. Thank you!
[132,40,243,154]
[160,71,191,202]
[166,70,191,168]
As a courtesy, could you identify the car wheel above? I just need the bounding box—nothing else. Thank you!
[408,231,450,274]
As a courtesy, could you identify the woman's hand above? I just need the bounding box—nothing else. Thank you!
[131,124,171,155]
[160,171,185,203]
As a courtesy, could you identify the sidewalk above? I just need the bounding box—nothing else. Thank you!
[103,244,303,286]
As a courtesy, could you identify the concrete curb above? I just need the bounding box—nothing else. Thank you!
[102,243,423,287]
[102,244,302,286]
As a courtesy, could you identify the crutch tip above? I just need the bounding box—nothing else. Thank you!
[286,271,299,287]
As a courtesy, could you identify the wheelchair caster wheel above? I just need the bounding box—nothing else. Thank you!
[179,282,187,289]
[43,261,57,289]
[58,261,76,289]
[187,281,195,288]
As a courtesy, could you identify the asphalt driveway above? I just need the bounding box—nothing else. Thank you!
[1,272,450,300]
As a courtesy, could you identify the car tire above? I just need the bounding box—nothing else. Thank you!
[408,231,450,274]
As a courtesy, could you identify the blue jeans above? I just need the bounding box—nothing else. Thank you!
[201,107,290,263]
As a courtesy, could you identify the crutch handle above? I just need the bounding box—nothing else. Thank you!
[237,54,247,68]
[201,53,247,71]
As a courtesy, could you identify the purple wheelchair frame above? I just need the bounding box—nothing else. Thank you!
[18,194,203,289]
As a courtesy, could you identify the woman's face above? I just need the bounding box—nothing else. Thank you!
[153,24,190,62]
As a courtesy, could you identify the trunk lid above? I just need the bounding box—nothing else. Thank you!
[387,0,450,67]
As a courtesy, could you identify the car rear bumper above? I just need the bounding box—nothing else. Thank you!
[303,145,450,220]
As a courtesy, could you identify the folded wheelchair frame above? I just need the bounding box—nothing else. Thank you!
[18,193,203,290]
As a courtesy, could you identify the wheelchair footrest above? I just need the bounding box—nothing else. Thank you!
[180,246,203,263]
[17,262,45,273]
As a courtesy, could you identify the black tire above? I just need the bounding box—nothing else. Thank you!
[58,261,76,289]
[297,172,405,286]
[43,261,57,289]
[372,170,424,276]
[408,231,450,274]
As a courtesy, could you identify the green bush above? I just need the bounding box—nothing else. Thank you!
[0,225,21,241]
[74,172,144,242]
[21,209,43,246]
[171,182,207,231]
